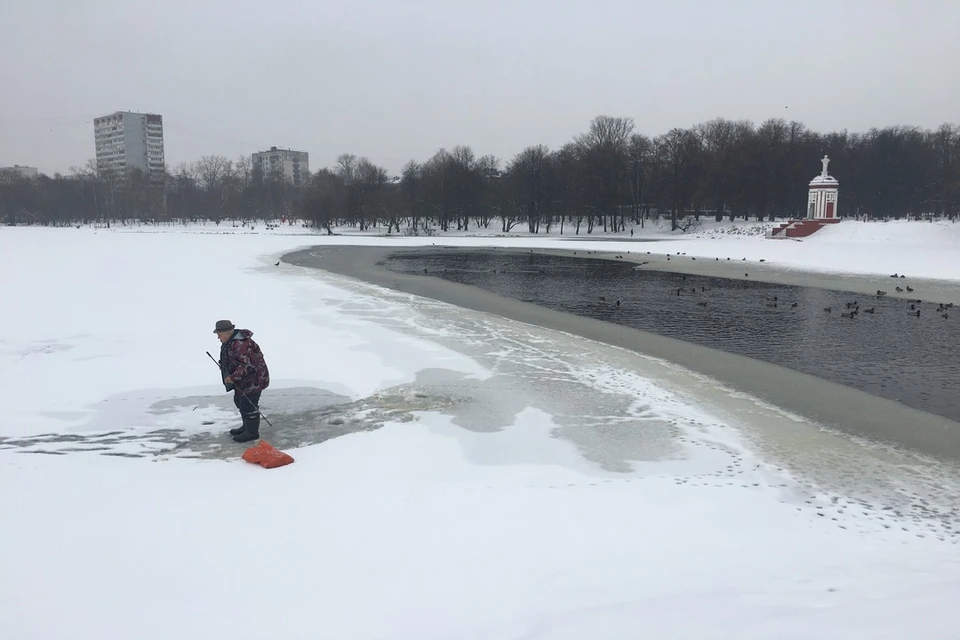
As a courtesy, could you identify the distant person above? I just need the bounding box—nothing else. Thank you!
[214,320,270,443]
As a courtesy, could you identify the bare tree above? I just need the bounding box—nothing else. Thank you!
[474,154,500,229]
[448,145,482,231]
[576,115,635,232]
[420,148,453,231]
[697,118,755,221]
[234,155,252,185]
[655,128,702,230]
[356,157,389,231]
[193,155,232,191]
[303,168,344,233]
[335,154,359,184]
[400,160,425,231]
[627,134,653,227]
[506,145,550,233]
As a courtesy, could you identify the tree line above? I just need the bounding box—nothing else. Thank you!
[2,116,958,231]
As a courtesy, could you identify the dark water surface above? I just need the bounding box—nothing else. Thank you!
[383,250,960,423]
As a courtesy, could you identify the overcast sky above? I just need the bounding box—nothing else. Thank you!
[2,0,958,176]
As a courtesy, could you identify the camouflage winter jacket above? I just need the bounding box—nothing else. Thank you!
[220,329,270,394]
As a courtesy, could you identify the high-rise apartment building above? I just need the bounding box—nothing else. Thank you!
[252,147,310,185]
[93,111,165,182]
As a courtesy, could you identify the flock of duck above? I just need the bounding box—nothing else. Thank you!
[666,272,953,320]
[636,251,953,320]
[819,272,954,320]
[625,254,955,321]
[824,298,953,320]
[418,246,955,322]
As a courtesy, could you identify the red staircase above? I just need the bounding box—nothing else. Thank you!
[768,218,841,239]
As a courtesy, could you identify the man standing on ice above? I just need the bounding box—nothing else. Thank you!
[214,320,270,443]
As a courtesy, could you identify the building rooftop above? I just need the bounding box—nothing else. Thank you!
[254,146,308,154]
[97,110,162,116]
[809,155,838,185]
[809,175,839,185]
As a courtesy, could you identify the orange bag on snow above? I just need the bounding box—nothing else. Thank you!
[241,440,295,469]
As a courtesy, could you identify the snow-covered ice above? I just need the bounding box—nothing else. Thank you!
[2,224,960,639]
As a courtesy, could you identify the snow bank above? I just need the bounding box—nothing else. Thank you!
[669,219,960,280]
[812,219,960,246]
[5,413,959,640]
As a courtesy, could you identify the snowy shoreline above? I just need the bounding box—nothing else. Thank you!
[69,217,960,289]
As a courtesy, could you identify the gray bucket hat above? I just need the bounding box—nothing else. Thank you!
[213,320,235,333]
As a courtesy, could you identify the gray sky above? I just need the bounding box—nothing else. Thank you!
[2,0,958,176]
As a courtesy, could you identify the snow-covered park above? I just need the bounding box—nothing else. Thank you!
[2,220,960,639]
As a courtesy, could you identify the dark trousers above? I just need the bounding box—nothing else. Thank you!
[233,390,262,417]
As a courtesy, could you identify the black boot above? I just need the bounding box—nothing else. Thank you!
[232,412,261,443]
[229,415,247,437]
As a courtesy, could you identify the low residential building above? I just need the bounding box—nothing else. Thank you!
[252,147,309,185]
[0,165,39,179]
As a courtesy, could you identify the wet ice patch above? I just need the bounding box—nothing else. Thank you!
[426,407,615,476]
[312,273,749,474]
[0,381,466,460]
